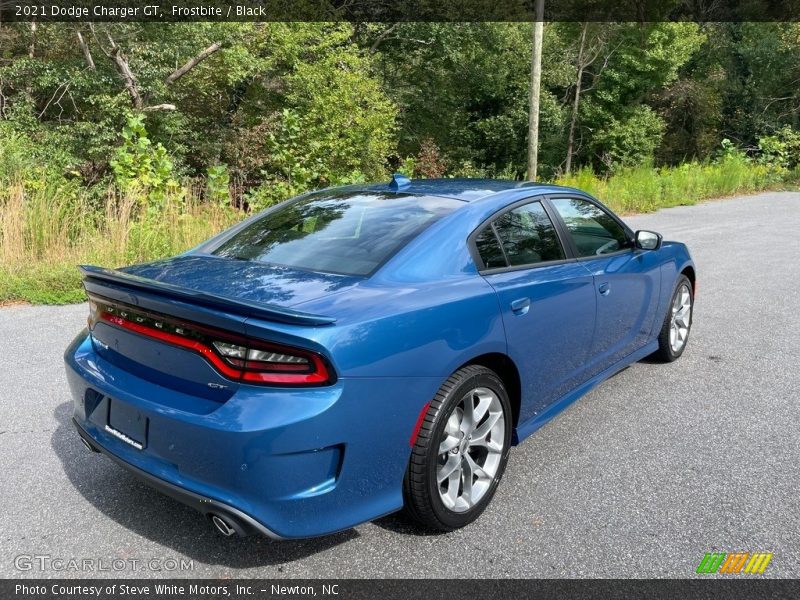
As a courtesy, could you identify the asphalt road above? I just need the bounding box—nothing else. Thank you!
[1,191,798,579]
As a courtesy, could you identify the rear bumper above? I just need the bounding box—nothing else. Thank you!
[72,418,282,538]
[64,331,441,539]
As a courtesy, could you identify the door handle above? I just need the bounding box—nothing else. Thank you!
[598,282,610,296]
[510,298,531,315]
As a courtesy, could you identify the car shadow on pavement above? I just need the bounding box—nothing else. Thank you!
[370,512,445,537]
[51,402,357,569]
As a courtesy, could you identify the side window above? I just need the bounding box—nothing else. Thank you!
[475,227,507,269]
[550,197,630,257]
[474,201,565,269]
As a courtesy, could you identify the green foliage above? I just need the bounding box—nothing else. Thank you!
[2,22,797,185]
[556,149,794,216]
[717,138,741,161]
[0,264,86,305]
[591,107,666,171]
[373,23,562,177]
[209,23,397,204]
[0,119,77,184]
[758,127,800,168]
[0,122,42,182]
[246,42,397,210]
[246,109,323,209]
[207,164,231,206]
[575,23,705,173]
[284,32,396,181]
[110,115,178,209]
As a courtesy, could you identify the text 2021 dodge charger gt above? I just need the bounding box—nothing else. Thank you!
[65,176,695,539]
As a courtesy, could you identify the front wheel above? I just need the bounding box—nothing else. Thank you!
[403,365,512,531]
[653,274,693,362]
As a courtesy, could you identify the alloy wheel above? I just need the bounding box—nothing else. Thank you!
[669,283,692,353]
[436,387,506,513]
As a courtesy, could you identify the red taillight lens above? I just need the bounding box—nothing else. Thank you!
[88,295,334,386]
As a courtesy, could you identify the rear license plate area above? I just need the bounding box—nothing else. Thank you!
[106,399,148,450]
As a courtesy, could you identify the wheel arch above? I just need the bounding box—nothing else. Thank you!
[680,264,696,293]
[460,352,522,430]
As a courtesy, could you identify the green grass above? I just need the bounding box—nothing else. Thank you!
[1,156,798,305]
[0,264,86,305]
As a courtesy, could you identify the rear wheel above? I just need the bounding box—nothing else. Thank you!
[403,365,512,531]
[653,274,693,362]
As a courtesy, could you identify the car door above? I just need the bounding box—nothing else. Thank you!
[547,195,662,373]
[472,198,596,424]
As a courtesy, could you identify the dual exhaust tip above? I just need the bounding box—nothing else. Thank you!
[211,514,239,537]
[79,436,100,453]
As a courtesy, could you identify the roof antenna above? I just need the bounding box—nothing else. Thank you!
[389,173,411,191]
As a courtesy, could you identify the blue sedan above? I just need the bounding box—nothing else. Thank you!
[65,176,695,539]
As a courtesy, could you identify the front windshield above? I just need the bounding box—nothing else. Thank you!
[211,191,462,276]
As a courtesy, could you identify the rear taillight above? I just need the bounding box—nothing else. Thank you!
[87,295,334,386]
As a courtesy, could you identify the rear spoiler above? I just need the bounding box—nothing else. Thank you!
[79,265,336,326]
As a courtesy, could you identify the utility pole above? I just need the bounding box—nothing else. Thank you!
[527,0,545,181]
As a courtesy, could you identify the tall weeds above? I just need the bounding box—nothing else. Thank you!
[555,155,799,215]
[0,182,237,304]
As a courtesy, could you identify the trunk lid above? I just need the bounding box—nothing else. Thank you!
[81,256,346,404]
[120,254,363,310]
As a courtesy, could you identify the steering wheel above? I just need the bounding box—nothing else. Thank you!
[595,240,619,255]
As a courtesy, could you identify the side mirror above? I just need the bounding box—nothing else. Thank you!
[635,230,662,251]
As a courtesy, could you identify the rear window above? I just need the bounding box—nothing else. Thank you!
[211,191,461,276]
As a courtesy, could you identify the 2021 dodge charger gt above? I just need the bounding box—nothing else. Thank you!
[66,175,695,539]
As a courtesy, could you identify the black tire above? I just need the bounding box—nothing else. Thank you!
[652,274,694,362]
[403,365,513,531]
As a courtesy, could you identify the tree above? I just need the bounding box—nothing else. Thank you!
[564,23,619,173]
[575,22,705,171]
[366,22,565,177]
[0,23,396,194]
[2,21,799,189]
[526,0,545,181]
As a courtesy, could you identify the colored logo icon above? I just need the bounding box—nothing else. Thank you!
[696,552,773,574]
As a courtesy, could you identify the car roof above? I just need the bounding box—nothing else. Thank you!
[357,177,586,203]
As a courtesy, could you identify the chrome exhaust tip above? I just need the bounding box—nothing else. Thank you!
[79,436,98,453]
[211,514,237,537]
